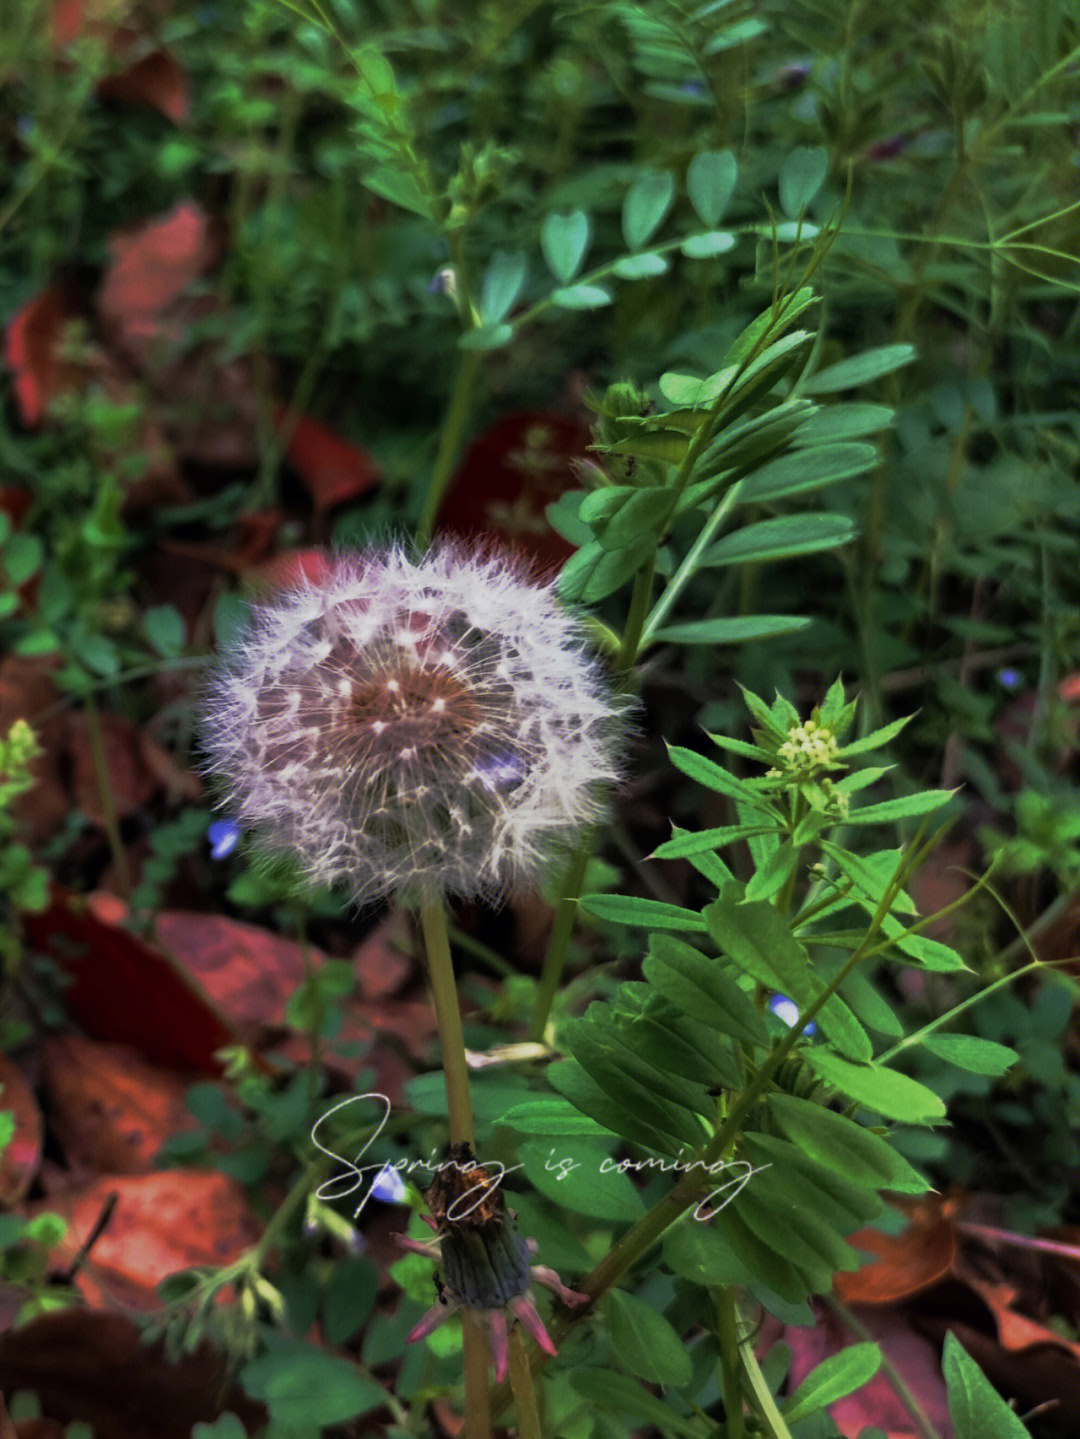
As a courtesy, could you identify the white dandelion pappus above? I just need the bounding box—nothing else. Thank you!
[200,542,627,908]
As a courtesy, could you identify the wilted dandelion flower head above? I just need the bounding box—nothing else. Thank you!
[200,542,626,907]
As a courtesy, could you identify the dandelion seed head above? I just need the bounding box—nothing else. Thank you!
[200,541,628,907]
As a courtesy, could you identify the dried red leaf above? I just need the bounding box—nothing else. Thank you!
[352,911,414,999]
[42,1033,196,1174]
[835,1206,958,1305]
[0,1310,264,1439]
[0,1053,43,1205]
[97,201,214,354]
[244,546,334,591]
[4,288,80,426]
[40,1169,259,1310]
[154,910,319,1030]
[22,889,240,1073]
[436,410,590,568]
[275,406,382,511]
[96,48,189,123]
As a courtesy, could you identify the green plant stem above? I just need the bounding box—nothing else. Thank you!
[507,1325,544,1439]
[418,901,489,1438]
[418,902,476,1148]
[527,826,595,1043]
[826,1295,942,1439]
[82,691,131,900]
[717,1287,746,1439]
[417,347,483,546]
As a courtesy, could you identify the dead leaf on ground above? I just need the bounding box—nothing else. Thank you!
[22,890,240,1073]
[0,1310,265,1439]
[0,1054,43,1205]
[41,1033,195,1174]
[38,1169,259,1310]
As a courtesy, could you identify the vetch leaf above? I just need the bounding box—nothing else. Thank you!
[548,1060,683,1157]
[768,1092,930,1193]
[541,210,591,282]
[783,1343,882,1424]
[687,150,737,226]
[622,169,676,250]
[644,934,770,1046]
[605,1289,693,1386]
[659,368,735,407]
[550,283,612,309]
[681,230,737,259]
[459,322,514,351]
[480,249,527,325]
[579,893,707,932]
[651,615,812,645]
[805,1049,947,1124]
[142,604,185,658]
[922,1033,1018,1076]
[569,1369,702,1437]
[737,443,879,504]
[803,344,916,394]
[794,403,895,444]
[580,487,673,550]
[779,146,829,217]
[702,513,856,565]
[611,251,670,279]
[362,166,432,218]
[501,1098,615,1137]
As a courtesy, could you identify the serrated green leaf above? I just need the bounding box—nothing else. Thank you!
[944,1331,1032,1439]
[779,146,829,217]
[688,150,737,226]
[848,790,954,824]
[921,1034,1018,1075]
[651,615,812,645]
[550,283,611,309]
[541,210,591,281]
[652,823,779,859]
[701,514,856,566]
[605,1289,693,1386]
[644,934,770,1046]
[579,893,707,932]
[665,744,751,802]
[806,1050,947,1124]
[840,714,913,755]
[784,1343,882,1424]
[803,345,917,395]
[622,169,675,249]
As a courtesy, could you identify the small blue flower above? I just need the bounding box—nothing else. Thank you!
[371,1163,408,1204]
[208,819,241,860]
[997,667,1023,691]
[768,994,817,1036]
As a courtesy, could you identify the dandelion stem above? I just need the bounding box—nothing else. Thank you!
[463,1317,494,1439]
[418,901,476,1148]
[507,1325,544,1439]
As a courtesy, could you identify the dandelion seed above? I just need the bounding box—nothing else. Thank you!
[199,541,627,908]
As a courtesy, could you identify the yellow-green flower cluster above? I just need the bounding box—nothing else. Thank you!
[0,720,40,813]
[775,718,842,775]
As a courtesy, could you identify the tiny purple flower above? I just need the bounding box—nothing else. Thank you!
[997,667,1023,691]
[207,818,241,860]
[371,1162,408,1204]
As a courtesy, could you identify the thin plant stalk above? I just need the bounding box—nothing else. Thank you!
[418,901,489,1438]
[418,902,475,1148]
[82,690,131,900]
[507,1326,544,1439]
[717,1287,746,1439]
